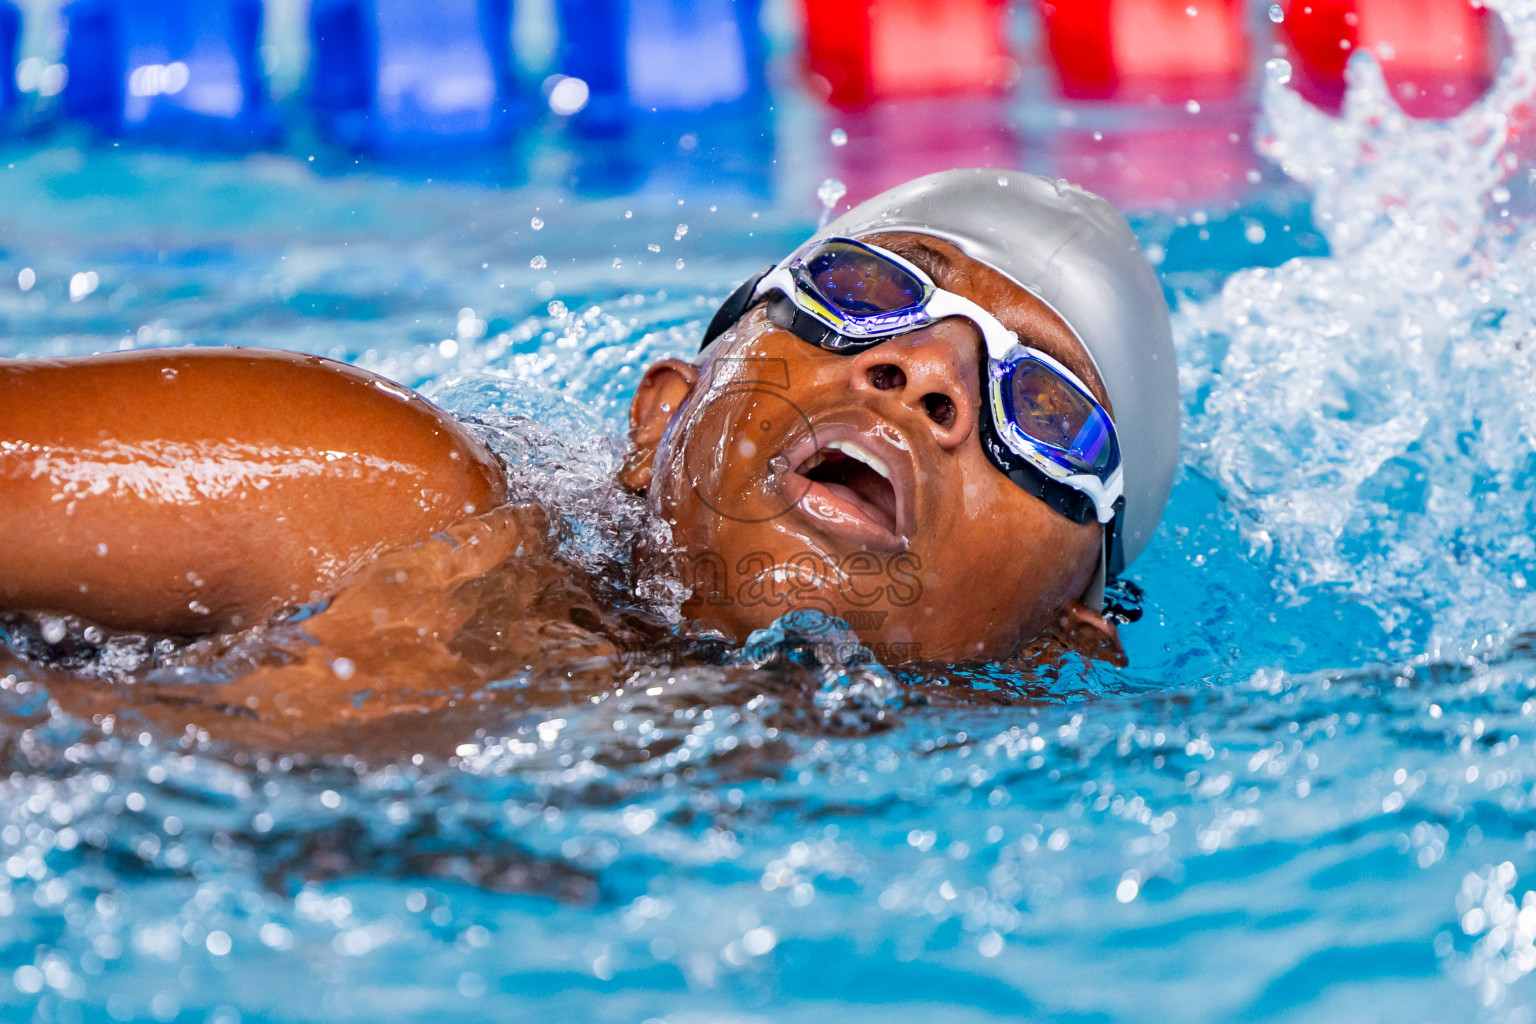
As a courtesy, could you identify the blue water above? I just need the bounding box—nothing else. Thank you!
[9,10,1536,1023]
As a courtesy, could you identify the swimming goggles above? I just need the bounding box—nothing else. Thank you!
[702,236,1124,535]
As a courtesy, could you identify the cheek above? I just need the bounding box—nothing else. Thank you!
[934,476,1095,608]
[649,392,801,547]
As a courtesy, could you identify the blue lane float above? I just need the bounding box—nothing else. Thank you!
[60,0,277,143]
[0,1,19,118]
[553,0,766,132]
[309,0,524,154]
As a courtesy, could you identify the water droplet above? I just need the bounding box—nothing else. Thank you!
[331,658,356,681]
[829,127,848,146]
[1186,99,1201,114]
[612,258,623,269]
[529,255,547,270]
[547,75,589,116]
[1268,3,1284,22]
[547,300,567,317]
[742,927,776,956]
[817,178,847,228]
[675,258,685,270]
[17,267,34,291]
[69,270,99,302]
[647,243,661,252]
[1265,58,1293,85]
[674,223,688,240]
[530,216,544,230]
[769,454,790,475]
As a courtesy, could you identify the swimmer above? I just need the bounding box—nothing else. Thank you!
[0,170,1177,724]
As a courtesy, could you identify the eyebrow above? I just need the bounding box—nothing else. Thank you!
[862,234,965,290]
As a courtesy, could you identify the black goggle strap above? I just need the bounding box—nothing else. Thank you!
[763,292,875,351]
[700,264,775,351]
[1083,505,1135,618]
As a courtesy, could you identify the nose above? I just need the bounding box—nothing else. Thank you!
[847,319,980,451]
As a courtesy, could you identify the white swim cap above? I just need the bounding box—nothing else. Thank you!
[814,169,1179,569]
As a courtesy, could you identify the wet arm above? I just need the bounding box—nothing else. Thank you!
[0,347,506,635]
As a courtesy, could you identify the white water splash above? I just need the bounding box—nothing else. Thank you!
[1182,0,1536,656]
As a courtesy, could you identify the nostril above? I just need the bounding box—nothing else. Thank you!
[923,392,957,428]
[866,364,906,390]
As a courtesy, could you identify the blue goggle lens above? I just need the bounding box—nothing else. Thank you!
[1005,358,1118,474]
[797,241,926,320]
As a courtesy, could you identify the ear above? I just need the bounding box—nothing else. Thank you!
[620,358,700,492]
[1051,600,1127,667]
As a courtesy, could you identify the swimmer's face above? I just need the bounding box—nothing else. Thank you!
[624,233,1118,663]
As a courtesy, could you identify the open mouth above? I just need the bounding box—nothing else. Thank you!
[796,440,899,535]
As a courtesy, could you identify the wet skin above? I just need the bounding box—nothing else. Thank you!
[0,348,505,635]
[624,232,1117,663]
[0,233,1116,706]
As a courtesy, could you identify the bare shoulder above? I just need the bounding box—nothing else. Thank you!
[0,347,509,635]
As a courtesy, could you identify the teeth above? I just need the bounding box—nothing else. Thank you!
[828,440,891,480]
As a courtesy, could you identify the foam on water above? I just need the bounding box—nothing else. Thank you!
[1182,0,1536,656]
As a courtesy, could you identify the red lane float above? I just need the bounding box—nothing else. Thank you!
[1279,0,1500,118]
[1047,112,1260,211]
[828,97,1018,200]
[800,0,1015,108]
[1039,0,1249,102]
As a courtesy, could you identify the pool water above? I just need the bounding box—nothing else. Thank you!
[8,4,1536,1022]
